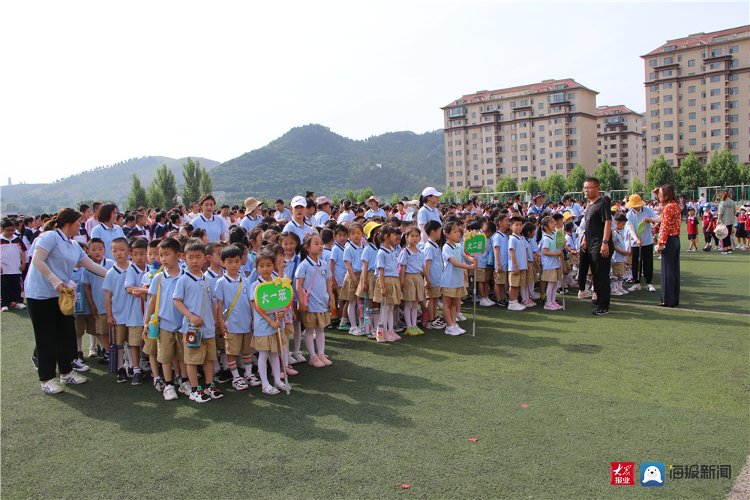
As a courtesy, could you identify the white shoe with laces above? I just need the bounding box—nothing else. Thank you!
[628,284,641,292]
[508,301,526,311]
[647,284,656,292]
[456,313,467,322]
[479,298,495,307]
[178,380,192,396]
[60,372,88,385]
[163,384,178,400]
[41,379,65,394]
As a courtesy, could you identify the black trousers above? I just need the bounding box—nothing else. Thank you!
[577,251,590,290]
[721,226,734,249]
[630,244,654,284]
[660,236,680,307]
[1,274,23,307]
[27,298,76,381]
[581,250,612,309]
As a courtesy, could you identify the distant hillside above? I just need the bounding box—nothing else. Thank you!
[211,124,445,201]
[1,156,219,214]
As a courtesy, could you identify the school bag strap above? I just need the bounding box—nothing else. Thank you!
[223,278,244,321]
[153,273,162,318]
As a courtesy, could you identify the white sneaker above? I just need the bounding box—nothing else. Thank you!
[14,303,26,310]
[444,325,462,336]
[291,352,307,364]
[479,298,495,307]
[178,380,192,396]
[647,284,656,292]
[60,372,88,385]
[611,288,624,296]
[427,320,444,330]
[628,284,641,292]
[454,325,466,334]
[531,292,541,300]
[41,379,65,394]
[163,384,178,400]
[245,373,262,387]
[508,301,526,311]
[456,313,467,322]
[71,358,91,372]
[0,306,8,312]
[577,290,592,299]
[348,326,364,336]
[618,286,629,295]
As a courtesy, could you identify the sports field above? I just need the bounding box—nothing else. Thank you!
[2,234,748,498]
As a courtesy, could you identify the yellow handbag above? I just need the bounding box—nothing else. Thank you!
[58,288,75,316]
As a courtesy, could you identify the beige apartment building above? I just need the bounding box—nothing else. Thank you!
[441,78,598,192]
[596,105,646,185]
[642,25,750,168]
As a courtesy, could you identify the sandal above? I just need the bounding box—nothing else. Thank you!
[262,385,280,395]
[232,377,249,391]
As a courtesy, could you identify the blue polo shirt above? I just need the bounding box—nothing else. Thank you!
[330,242,346,286]
[147,268,184,332]
[361,242,379,274]
[294,256,330,313]
[364,208,386,219]
[421,240,444,287]
[191,214,227,242]
[343,241,364,273]
[442,242,466,289]
[240,214,263,233]
[508,234,528,271]
[283,219,314,244]
[102,263,130,324]
[398,247,423,274]
[82,258,114,313]
[173,270,215,338]
[124,262,147,327]
[215,274,252,334]
[540,233,560,271]
[90,223,126,260]
[491,232,509,272]
[376,246,399,277]
[25,229,89,300]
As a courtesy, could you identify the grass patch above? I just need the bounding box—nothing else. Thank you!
[2,235,748,498]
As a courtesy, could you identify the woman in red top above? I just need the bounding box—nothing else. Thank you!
[657,184,681,307]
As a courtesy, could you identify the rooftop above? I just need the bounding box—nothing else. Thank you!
[642,25,750,57]
[596,105,642,117]
[442,78,597,109]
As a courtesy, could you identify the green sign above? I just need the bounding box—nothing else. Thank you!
[464,232,487,255]
[555,230,565,248]
[254,277,294,313]
[637,220,648,238]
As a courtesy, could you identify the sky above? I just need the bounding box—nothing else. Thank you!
[1,0,747,185]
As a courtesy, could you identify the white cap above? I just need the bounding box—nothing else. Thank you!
[421,186,442,198]
[291,196,306,208]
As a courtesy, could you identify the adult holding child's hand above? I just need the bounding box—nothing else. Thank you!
[25,208,109,395]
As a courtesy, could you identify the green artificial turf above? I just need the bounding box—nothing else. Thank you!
[2,235,748,498]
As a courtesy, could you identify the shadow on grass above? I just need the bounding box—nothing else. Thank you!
[52,358,452,442]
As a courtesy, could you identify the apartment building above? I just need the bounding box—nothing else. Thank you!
[596,105,646,185]
[441,78,598,192]
[641,25,750,168]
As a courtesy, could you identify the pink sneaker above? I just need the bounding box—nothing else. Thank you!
[523,300,537,307]
[544,302,563,311]
[385,331,401,342]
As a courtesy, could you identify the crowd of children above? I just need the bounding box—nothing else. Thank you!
[2,188,747,401]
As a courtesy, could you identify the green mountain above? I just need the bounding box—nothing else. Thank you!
[1,156,219,214]
[211,124,445,201]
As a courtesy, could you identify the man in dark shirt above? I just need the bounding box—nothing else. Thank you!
[581,177,612,316]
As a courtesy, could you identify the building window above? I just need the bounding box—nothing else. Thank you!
[710,75,721,83]
[688,59,695,67]
[688,112,696,119]
[664,120,673,128]
[710,142,721,150]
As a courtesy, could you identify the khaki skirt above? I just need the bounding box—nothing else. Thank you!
[251,332,287,353]
[442,286,467,298]
[373,276,403,305]
[402,273,425,302]
[541,268,561,282]
[339,271,360,302]
[356,270,377,299]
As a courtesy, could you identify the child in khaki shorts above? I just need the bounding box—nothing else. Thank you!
[173,239,222,403]
[124,237,149,385]
[215,244,261,391]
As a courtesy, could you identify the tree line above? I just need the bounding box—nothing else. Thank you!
[126,158,212,210]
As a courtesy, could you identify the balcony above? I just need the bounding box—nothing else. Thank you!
[447,107,467,118]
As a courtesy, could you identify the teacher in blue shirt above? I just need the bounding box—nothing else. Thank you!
[25,208,109,395]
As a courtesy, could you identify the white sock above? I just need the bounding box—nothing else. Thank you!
[546,282,556,305]
[258,351,270,388]
[270,353,282,386]
[304,328,317,357]
[314,328,325,356]
[347,302,359,329]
